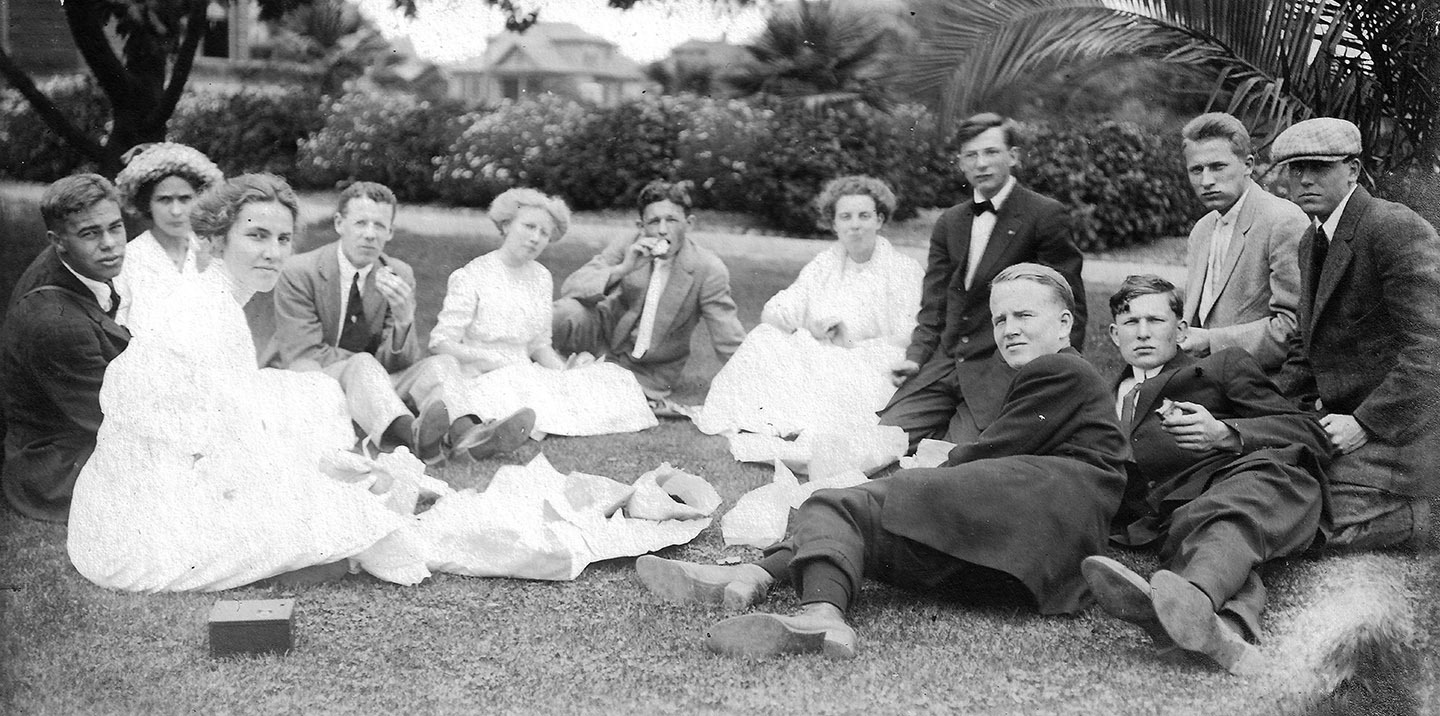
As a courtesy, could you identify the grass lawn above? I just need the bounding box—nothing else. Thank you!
[1,187,1435,715]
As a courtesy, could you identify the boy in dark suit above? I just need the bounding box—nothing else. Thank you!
[1083,275,1330,674]
[1271,117,1440,552]
[880,112,1086,448]
[2,174,131,521]
[636,264,1127,659]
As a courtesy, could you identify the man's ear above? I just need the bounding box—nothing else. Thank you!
[46,230,64,253]
[333,212,345,234]
[1108,322,1121,349]
[1175,318,1190,344]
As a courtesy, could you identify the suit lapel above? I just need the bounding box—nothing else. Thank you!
[1182,214,1215,322]
[648,245,695,346]
[969,188,1027,289]
[1210,188,1259,305]
[1123,352,1193,436]
[318,244,343,343]
[1309,186,1369,331]
[36,250,131,344]
[362,253,389,336]
[610,260,654,351]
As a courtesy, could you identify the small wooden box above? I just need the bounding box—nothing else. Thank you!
[208,598,295,658]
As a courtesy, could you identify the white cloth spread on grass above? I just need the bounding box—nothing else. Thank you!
[694,238,921,470]
[429,252,656,436]
[721,461,869,548]
[67,269,710,591]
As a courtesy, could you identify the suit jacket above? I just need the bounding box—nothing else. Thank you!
[1182,180,1308,371]
[558,233,745,367]
[1114,349,1330,542]
[1,247,131,521]
[1275,186,1440,497]
[260,242,422,373]
[879,349,1128,614]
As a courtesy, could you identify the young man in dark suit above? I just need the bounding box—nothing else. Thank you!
[1271,117,1440,551]
[2,174,131,521]
[636,264,1127,659]
[1082,275,1330,674]
[880,112,1086,448]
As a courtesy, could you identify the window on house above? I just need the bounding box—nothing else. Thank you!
[202,1,230,58]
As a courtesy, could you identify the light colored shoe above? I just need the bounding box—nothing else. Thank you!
[413,400,451,465]
[454,408,536,462]
[1081,556,1174,649]
[635,555,770,611]
[704,603,856,659]
[1151,570,1262,675]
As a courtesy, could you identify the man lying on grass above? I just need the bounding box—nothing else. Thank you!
[1083,275,1330,674]
[637,263,1128,658]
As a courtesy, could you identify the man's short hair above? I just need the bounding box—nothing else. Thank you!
[1108,274,1184,319]
[814,175,898,229]
[952,112,1021,150]
[192,173,300,244]
[636,180,694,216]
[992,262,1075,313]
[337,181,398,218]
[41,174,120,233]
[1181,112,1252,159]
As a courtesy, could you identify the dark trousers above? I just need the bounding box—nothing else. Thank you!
[1160,460,1322,641]
[756,480,1025,612]
[877,356,981,450]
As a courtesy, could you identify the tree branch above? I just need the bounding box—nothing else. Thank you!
[156,0,209,129]
[64,0,135,105]
[0,47,107,161]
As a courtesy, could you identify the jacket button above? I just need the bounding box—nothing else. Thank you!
[960,336,970,343]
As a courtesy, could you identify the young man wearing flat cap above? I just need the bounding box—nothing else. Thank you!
[1271,117,1440,551]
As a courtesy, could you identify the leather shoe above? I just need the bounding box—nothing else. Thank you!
[705,603,856,659]
[413,400,451,464]
[1081,556,1173,648]
[635,555,770,611]
[1151,570,1262,675]
[452,408,536,462]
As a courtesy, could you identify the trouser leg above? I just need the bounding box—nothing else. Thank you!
[392,354,463,413]
[878,357,965,450]
[323,353,411,446]
[1161,462,1322,641]
[552,298,611,356]
[609,351,686,401]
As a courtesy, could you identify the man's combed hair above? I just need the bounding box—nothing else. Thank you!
[1181,112,1252,159]
[953,112,1021,150]
[41,174,120,233]
[191,173,299,243]
[337,181,398,218]
[992,262,1074,313]
[1108,274,1184,319]
[635,180,694,216]
[814,175,897,230]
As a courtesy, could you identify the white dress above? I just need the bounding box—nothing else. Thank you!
[695,237,923,438]
[114,230,201,332]
[67,269,411,592]
[430,252,657,436]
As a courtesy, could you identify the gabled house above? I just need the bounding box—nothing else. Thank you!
[446,22,650,106]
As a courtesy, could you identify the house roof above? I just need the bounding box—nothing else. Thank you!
[445,22,645,81]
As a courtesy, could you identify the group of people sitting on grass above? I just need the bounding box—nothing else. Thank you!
[3,110,1436,676]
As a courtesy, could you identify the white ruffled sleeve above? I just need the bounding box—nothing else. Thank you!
[761,247,836,332]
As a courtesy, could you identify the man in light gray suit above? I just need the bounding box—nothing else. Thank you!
[1177,113,1309,373]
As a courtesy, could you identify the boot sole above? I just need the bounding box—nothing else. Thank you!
[705,613,855,659]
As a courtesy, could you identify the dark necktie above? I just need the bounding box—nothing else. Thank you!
[1119,381,1142,429]
[1309,226,1329,303]
[338,273,372,353]
[973,199,996,215]
[105,279,120,319]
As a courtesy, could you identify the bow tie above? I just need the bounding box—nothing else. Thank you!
[973,199,996,215]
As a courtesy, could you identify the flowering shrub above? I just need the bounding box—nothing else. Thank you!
[433,95,590,208]
[169,86,324,178]
[674,96,775,210]
[0,75,110,180]
[544,95,697,211]
[294,92,465,202]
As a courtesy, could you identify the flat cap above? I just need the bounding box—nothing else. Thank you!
[1271,118,1362,164]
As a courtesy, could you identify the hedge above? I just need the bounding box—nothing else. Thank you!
[0,75,110,181]
[0,83,1201,248]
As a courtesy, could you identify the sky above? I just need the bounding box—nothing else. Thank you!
[356,0,769,65]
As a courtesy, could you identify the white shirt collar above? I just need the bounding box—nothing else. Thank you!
[1317,185,1359,239]
[1131,364,1165,382]
[973,175,1018,209]
[59,258,115,309]
[337,243,375,285]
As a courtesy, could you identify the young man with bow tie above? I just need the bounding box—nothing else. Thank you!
[879,112,1086,449]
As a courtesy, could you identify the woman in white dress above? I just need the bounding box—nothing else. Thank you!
[429,189,657,437]
[695,176,923,443]
[67,174,415,592]
[112,142,224,330]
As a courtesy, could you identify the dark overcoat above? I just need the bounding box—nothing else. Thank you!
[878,349,1128,614]
[2,247,131,521]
